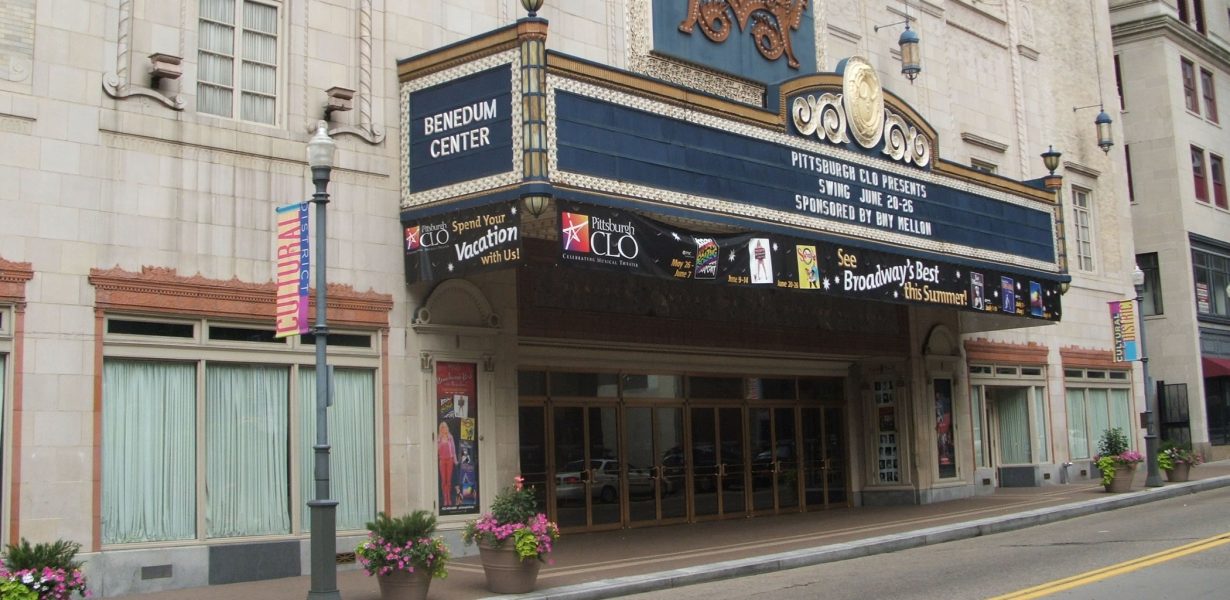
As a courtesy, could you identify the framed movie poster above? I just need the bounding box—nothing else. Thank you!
[934,378,956,478]
[436,361,479,515]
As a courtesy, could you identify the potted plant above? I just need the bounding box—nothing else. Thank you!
[356,510,450,600]
[1158,443,1204,482]
[1094,427,1144,493]
[463,475,560,594]
[0,538,89,600]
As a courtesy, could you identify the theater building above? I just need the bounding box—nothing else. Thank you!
[0,0,1139,596]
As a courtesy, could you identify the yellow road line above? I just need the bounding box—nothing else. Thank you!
[989,531,1230,599]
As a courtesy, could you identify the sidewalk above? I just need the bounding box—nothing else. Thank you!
[122,462,1230,600]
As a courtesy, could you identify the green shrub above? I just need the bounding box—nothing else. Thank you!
[1096,427,1130,458]
[364,510,437,546]
[3,538,82,572]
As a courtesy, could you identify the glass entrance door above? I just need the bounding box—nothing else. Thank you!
[551,405,621,531]
[800,406,848,508]
[748,407,800,514]
[689,406,748,520]
[625,406,686,526]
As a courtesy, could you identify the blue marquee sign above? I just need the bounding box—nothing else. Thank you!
[408,65,514,192]
[554,92,1056,264]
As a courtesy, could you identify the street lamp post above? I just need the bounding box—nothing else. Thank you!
[306,120,342,600]
[1133,265,1163,488]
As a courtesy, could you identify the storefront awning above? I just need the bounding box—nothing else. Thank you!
[1202,356,1230,378]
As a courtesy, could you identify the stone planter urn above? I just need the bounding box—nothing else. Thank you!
[1164,462,1191,483]
[377,569,432,600]
[478,540,542,594]
[1104,463,1136,493]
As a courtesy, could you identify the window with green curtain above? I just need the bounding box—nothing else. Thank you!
[1032,386,1049,462]
[997,388,1032,464]
[971,386,985,467]
[1067,389,1089,459]
[299,367,376,532]
[206,364,290,537]
[101,359,196,544]
[1109,388,1133,438]
[1087,388,1110,451]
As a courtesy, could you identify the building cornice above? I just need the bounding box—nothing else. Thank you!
[0,258,34,304]
[964,339,1050,365]
[1060,346,1125,370]
[88,266,393,329]
[1112,15,1230,69]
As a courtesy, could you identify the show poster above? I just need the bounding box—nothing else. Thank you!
[403,201,521,283]
[436,361,478,515]
[556,201,1062,321]
[934,378,956,479]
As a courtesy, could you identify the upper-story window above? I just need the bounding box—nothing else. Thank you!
[1201,68,1218,123]
[1182,58,1200,114]
[198,0,279,125]
[1213,154,1228,209]
[1136,252,1163,316]
[1072,187,1095,272]
[1193,247,1230,318]
[1178,0,1207,35]
[1114,54,1125,109]
[1194,146,1210,203]
[970,159,997,174]
[1125,144,1136,203]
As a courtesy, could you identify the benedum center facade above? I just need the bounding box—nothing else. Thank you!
[0,0,1142,596]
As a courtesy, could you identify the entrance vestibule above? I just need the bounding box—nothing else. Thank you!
[518,371,848,531]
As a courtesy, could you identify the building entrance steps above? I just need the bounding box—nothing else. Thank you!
[120,461,1230,600]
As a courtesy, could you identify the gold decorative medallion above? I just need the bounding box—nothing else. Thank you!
[841,56,884,149]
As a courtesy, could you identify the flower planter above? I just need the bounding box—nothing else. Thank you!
[377,569,432,600]
[478,540,541,594]
[1104,463,1136,493]
[1164,462,1191,483]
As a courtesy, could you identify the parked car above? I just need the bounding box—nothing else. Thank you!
[554,459,666,503]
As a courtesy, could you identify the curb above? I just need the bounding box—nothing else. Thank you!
[492,475,1230,600]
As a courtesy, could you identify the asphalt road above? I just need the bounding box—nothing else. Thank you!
[622,486,1230,600]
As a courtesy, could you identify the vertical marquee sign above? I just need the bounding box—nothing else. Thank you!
[436,361,479,515]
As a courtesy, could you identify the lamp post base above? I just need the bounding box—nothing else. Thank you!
[1144,433,1163,487]
[306,498,342,600]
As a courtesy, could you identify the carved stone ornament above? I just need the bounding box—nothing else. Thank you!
[677,0,809,69]
[841,56,884,149]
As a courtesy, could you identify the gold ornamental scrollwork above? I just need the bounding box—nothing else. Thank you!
[678,0,809,69]
[791,93,848,144]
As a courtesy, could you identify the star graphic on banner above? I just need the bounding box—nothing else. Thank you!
[729,250,738,262]
[561,215,585,247]
[772,241,779,251]
[671,232,680,241]
[956,270,961,278]
[510,205,518,216]
[447,263,455,273]
[1017,282,1022,290]
[994,290,1000,298]
[823,276,832,290]
[893,291,899,298]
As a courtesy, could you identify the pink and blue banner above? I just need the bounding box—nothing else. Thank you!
[275,202,310,338]
[1109,300,1140,362]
